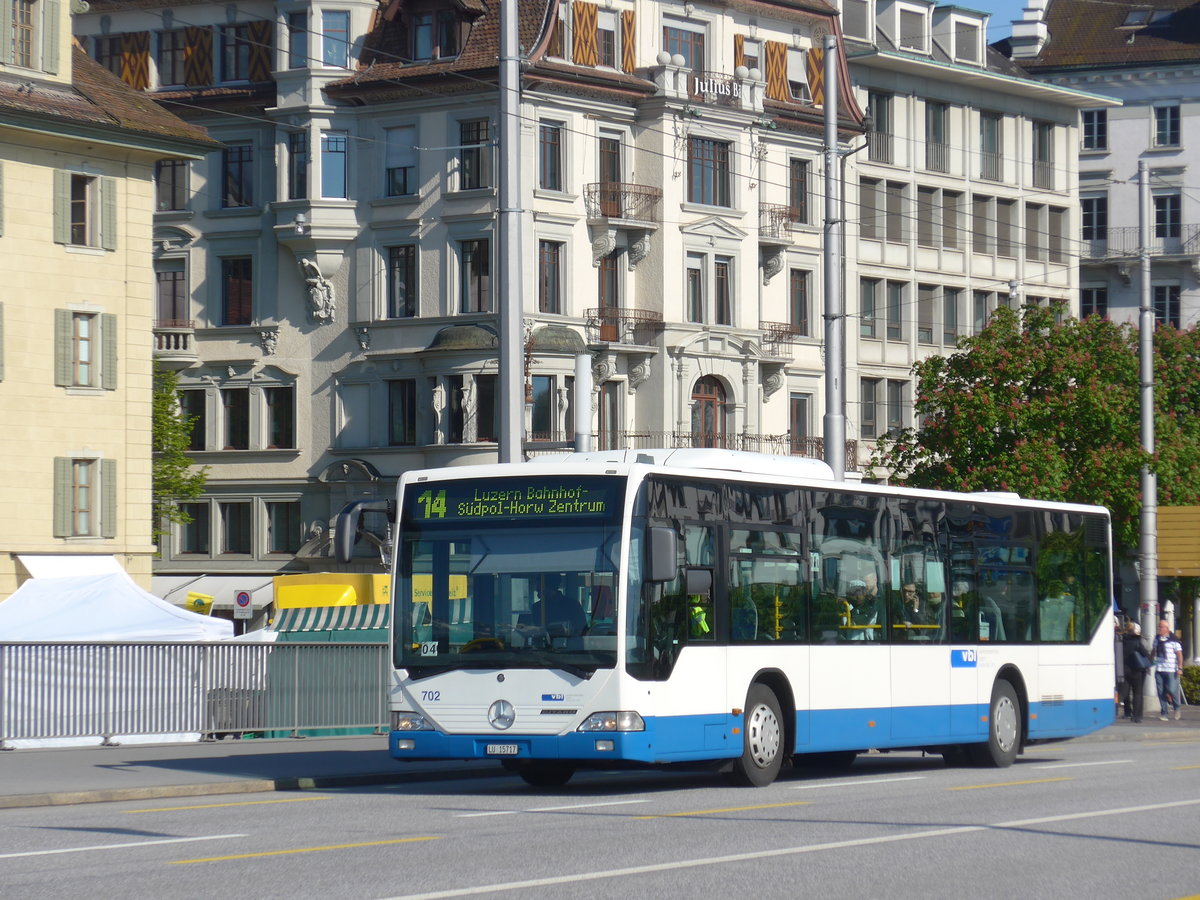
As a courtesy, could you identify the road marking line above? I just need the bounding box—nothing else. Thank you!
[635,801,811,819]
[791,776,926,790]
[171,836,439,864]
[950,777,1071,791]
[1034,760,1133,770]
[379,798,1200,899]
[454,799,648,818]
[0,834,246,860]
[125,796,331,814]
[1173,765,1200,770]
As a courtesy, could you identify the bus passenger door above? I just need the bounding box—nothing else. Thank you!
[643,525,731,762]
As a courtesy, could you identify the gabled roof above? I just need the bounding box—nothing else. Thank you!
[0,45,216,152]
[1007,0,1200,71]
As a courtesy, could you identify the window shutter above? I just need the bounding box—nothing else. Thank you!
[53,169,71,244]
[734,33,744,70]
[101,177,117,250]
[185,27,214,85]
[43,0,61,74]
[247,20,272,81]
[807,45,825,107]
[101,459,118,539]
[0,0,13,65]
[620,10,636,74]
[53,457,72,537]
[101,313,118,390]
[572,2,598,67]
[121,32,150,88]
[54,309,72,386]
[764,41,788,102]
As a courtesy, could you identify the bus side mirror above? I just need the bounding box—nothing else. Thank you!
[334,498,392,564]
[646,526,678,583]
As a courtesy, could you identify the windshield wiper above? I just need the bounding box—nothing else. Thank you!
[405,665,457,681]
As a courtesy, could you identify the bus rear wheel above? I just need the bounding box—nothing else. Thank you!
[729,684,784,787]
[967,679,1021,768]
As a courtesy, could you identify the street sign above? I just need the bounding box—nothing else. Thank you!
[234,589,253,620]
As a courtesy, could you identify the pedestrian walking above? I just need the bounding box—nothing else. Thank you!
[1151,619,1184,721]
[1122,621,1151,723]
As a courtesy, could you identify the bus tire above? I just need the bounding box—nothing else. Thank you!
[729,684,784,787]
[968,679,1021,768]
[514,763,576,788]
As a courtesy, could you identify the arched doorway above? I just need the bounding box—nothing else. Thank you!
[691,376,727,448]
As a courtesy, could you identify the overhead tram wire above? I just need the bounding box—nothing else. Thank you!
[146,11,1092,236]
[138,14,1137,320]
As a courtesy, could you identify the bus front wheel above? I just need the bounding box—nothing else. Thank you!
[729,684,784,787]
[968,679,1021,768]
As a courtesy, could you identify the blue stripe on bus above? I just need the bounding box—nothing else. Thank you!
[389,698,1113,763]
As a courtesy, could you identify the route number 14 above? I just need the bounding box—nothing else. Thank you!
[418,489,447,519]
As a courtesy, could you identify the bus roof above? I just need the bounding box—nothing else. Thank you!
[399,449,1109,518]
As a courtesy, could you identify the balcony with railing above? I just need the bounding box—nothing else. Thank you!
[584,182,664,225]
[759,204,798,243]
[153,320,199,368]
[1081,224,1200,262]
[925,142,948,173]
[584,307,663,345]
[867,130,892,164]
[760,320,805,353]
[979,151,1001,182]
[1032,160,1054,190]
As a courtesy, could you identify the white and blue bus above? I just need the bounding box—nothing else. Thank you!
[336,449,1114,787]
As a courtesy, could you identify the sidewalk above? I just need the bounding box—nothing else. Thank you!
[1,708,1196,811]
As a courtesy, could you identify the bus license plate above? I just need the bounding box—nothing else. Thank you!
[486,743,519,756]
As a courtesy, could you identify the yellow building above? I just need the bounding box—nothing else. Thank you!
[0,18,216,598]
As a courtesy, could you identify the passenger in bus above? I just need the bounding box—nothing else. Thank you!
[524,574,586,638]
[900,582,932,624]
[843,581,879,640]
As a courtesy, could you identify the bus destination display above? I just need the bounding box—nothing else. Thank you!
[406,478,621,524]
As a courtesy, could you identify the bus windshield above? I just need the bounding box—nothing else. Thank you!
[395,476,625,676]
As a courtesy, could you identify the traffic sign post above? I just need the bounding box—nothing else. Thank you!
[234,590,253,620]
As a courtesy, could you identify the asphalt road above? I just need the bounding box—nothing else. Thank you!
[1,731,1197,900]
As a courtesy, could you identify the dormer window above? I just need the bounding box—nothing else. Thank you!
[954,20,980,64]
[401,7,460,62]
[899,7,927,52]
[842,0,872,41]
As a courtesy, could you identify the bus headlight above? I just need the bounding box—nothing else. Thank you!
[392,711,432,731]
[577,711,645,732]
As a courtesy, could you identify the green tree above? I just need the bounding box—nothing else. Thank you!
[152,364,208,545]
[869,304,1200,553]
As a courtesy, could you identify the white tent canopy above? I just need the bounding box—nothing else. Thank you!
[0,572,233,641]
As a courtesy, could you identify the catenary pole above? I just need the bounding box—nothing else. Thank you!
[497,0,523,463]
[821,34,845,481]
[1137,159,1159,656]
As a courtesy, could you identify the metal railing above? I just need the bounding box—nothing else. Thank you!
[867,131,893,164]
[583,182,664,223]
[0,642,389,747]
[759,203,797,241]
[584,307,663,344]
[1081,224,1200,260]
